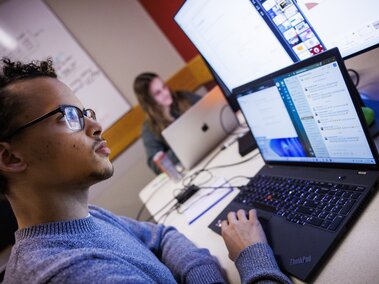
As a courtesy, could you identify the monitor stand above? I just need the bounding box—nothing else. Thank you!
[238,131,257,157]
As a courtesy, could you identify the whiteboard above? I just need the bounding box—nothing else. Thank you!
[0,0,131,130]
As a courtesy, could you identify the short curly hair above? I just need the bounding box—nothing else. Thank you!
[0,58,57,196]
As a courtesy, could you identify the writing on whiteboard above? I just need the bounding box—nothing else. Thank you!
[0,0,131,129]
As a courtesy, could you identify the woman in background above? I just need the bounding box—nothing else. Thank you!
[134,72,201,174]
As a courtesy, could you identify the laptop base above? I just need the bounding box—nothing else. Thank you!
[209,164,378,281]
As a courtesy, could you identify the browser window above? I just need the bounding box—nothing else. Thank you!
[237,56,375,164]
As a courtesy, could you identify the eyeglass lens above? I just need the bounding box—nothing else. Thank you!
[84,109,96,120]
[64,107,84,130]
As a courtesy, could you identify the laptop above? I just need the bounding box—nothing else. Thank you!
[161,87,239,169]
[208,48,379,281]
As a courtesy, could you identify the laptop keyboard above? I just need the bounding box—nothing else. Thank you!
[235,175,365,232]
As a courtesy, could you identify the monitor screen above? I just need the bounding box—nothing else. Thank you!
[235,49,376,165]
[174,0,379,111]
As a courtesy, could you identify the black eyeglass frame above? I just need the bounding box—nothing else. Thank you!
[3,104,96,140]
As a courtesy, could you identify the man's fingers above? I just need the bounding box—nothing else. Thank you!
[248,209,258,222]
[237,209,248,221]
[221,220,228,229]
[225,209,260,225]
[226,209,258,223]
[227,211,237,223]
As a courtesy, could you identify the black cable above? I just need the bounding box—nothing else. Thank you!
[181,169,213,188]
[219,104,240,135]
[225,175,252,184]
[156,204,178,224]
[181,119,242,188]
[136,203,147,221]
[181,148,224,188]
[142,128,257,222]
[207,151,260,171]
[150,154,256,222]
[181,136,245,188]
[136,188,163,221]
[221,136,240,152]
[159,174,252,223]
[174,185,201,204]
[145,197,177,222]
[176,188,224,214]
[220,104,230,135]
[203,145,224,170]
[219,104,249,137]
[347,68,360,87]
[147,182,204,222]
[136,177,172,221]
[201,175,251,188]
[176,175,251,214]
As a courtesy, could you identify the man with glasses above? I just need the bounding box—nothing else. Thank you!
[0,58,291,284]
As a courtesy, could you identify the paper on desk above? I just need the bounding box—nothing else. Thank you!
[179,179,234,225]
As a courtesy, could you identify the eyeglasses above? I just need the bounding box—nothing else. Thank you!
[3,104,96,140]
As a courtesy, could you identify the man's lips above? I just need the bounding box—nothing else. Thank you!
[95,140,111,156]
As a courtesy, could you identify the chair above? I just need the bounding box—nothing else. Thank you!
[0,263,6,282]
[0,199,17,283]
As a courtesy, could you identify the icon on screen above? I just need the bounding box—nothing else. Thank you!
[310,44,324,54]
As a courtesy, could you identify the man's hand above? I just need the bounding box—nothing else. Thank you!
[221,209,268,261]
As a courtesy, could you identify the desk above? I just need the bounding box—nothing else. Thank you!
[139,131,379,284]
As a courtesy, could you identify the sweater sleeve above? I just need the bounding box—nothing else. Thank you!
[235,243,293,284]
[181,91,202,105]
[121,217,226,283]
[141,123,174,174]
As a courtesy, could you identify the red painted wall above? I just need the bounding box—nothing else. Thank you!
[138,0,199,62]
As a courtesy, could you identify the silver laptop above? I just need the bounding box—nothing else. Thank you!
[161,88,238,169]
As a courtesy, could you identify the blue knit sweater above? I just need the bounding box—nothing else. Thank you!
[4,206,291,283]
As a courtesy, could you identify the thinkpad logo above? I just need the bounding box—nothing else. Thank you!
[290,255,312,265]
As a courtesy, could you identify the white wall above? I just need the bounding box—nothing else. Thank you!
[45,0,185,107]
[45,0,185,218]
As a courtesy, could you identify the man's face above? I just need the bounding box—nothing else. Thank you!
[8,77,113,189]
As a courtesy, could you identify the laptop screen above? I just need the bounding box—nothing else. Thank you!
[236,50,376,165]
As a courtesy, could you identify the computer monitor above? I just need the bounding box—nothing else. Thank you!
[174,0,379,112]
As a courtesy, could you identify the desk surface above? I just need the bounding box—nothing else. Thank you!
[139,131,379,284]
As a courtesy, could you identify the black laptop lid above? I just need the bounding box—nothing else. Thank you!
[234,48,379,169]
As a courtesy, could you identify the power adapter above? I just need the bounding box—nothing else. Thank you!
[175,185,200,204]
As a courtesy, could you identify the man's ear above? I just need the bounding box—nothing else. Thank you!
[0,142,27,173]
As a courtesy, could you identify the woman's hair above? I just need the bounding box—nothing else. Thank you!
[0,57,57,196]
[133,72,192,136]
